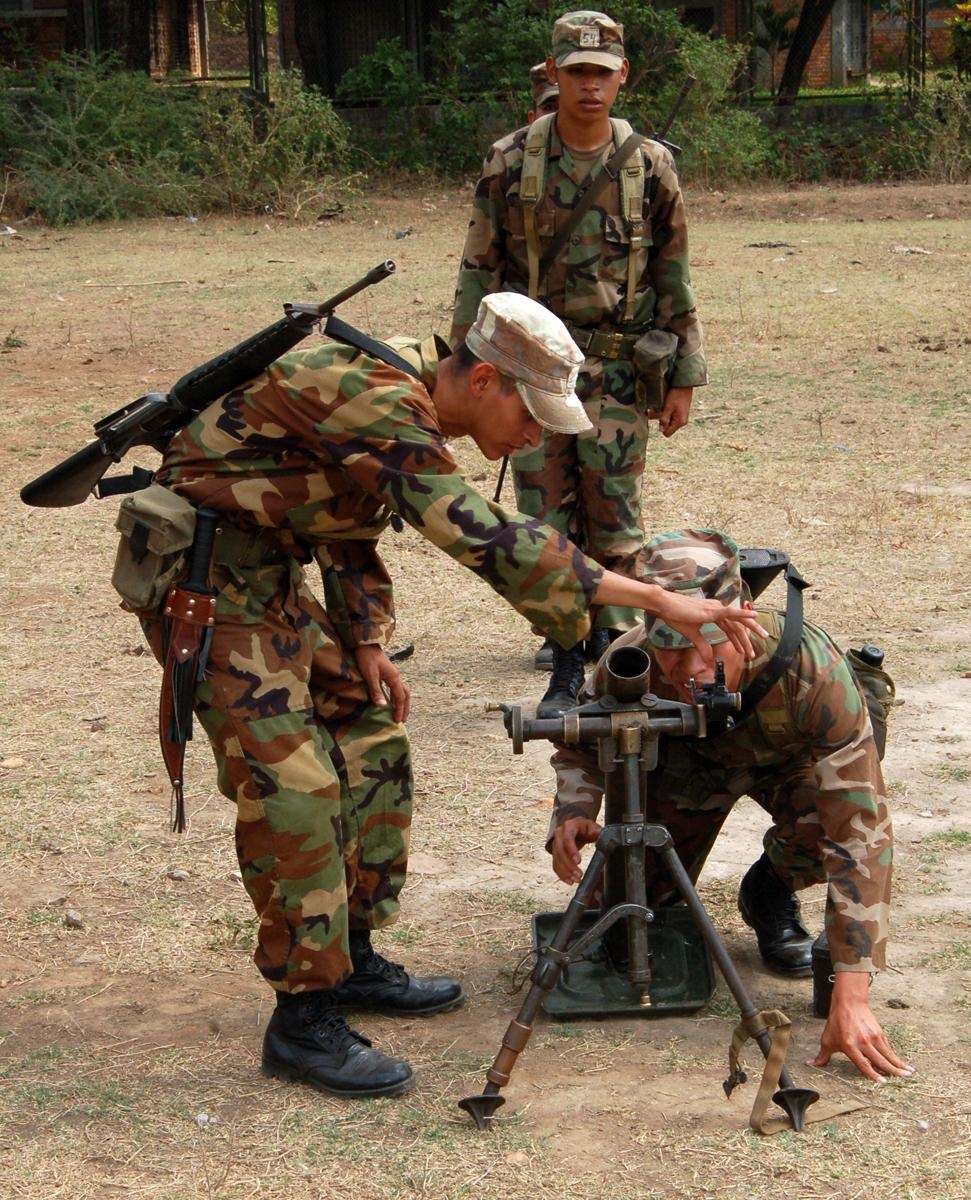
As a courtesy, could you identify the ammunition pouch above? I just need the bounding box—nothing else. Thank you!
[111,484,197,613]
[632,329,679,412]
[844,648,896,761]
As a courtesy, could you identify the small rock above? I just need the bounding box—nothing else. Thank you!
[229,870,243,883]
[41,842,65,855]
[1,757,26,769]
[63,910,85,929]
[917,1119,929,1131]
[167,868,190,882]
[886,997,910,1009]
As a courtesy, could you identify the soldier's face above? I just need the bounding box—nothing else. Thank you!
[551,62,628,124]
[653,638,747,701]
[475,382,543,461]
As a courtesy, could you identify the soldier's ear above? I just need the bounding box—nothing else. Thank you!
[619,58,630,85]
[546,56,557,83]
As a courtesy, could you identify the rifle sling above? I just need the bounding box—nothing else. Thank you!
[536,132,646,286]
[324,314,421,380]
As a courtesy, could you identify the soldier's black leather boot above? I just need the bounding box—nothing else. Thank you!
[328,931,465,1016]
[536,643,586,718]
[262,990,415,1097]
[738,854,813,976]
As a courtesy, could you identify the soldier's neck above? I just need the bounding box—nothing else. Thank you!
[554,111,613,151]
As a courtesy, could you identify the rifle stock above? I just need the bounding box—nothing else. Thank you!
[20,439,116,508]
[20,261,397,509]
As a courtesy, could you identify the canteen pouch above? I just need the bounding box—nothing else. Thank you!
[632,328,679,412]
[111,483,197,612]
[845,648,897,761]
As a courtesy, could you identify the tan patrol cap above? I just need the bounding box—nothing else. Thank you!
[530,61,559,109]
[552,10,625,69]
[465,293,591,435]
[639,528,743,649]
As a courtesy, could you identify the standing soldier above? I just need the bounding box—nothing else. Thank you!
[451,10,708,716]
[117,296,760,1101]
[528,60,559,123]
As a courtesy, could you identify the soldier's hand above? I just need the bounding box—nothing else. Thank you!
[652,386,692,437]
[812,971,915,1083]
[657,593,767,661]
[355,643,411,723]
[552,816,602,885]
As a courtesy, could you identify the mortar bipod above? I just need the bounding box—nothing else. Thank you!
[459,645,819,1132]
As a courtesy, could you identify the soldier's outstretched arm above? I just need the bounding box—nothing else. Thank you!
[592,570,767,660]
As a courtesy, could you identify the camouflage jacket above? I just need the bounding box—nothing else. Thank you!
[155,336,601,648]
[550,612,893,972]
[450,118,707,389]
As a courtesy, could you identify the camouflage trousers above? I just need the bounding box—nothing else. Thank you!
[142,555,411,994]
[511,357,648,633]
[616,738,891,965]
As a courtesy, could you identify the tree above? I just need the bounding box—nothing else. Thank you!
[774,0,837,104]
[752,1,799,97]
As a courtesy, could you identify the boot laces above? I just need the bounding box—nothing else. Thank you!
[353,943,408,986]
[301,996,370,1047]
[545,645,585,696]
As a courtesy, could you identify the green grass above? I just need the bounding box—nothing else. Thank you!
[922,830,971,849]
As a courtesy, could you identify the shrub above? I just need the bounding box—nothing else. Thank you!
[0,53,200,224]
[191,68,354,216]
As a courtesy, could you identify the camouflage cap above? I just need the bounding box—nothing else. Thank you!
[639,528,743,649]
[530,61,559,109]
[552,10,625,69]
[466,293,591,434]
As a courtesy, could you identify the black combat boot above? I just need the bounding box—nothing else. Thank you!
[534,638,555,671]
[262,990,415,1098]
[737,854,813,976]
[536,643,586,718]
[586,627,621,663]
[328,930,465,1016]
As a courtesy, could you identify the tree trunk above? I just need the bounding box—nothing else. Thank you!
[774,0,837,104]
[292,0,331,91]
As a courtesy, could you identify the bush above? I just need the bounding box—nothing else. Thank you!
[0,58,354,224]
[192,68,354,216]
[0,53,200,224]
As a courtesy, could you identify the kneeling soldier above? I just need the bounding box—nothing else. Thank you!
[549,528,914,1083]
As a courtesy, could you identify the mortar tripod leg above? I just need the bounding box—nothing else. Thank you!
[458,846,608,1128]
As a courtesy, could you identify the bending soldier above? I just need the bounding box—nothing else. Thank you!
[549,529,914,1083]
[451,10,708,716]
[126,299,762,1100]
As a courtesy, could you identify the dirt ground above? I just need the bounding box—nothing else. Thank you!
[1,181,970,1200]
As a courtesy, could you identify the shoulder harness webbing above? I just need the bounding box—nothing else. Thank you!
[520,115,646,322]
[735,564,809,721]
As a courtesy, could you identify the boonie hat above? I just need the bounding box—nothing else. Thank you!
[465,293,590,434]
[552,10,625,69]
[530,61,559,109]
[639,528,743,649]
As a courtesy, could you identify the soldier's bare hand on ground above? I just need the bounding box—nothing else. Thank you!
[652,386,693,437]
[355,644,411,723]
[552,816,603,884]
[812,972,915,1082]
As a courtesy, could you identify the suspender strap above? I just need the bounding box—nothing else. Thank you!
[536,132,646,285]
[324,314,421,380]
[736,565,809,718]
[520,116,646,303]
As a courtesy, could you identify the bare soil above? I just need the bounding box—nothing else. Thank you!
[1,182,969,1200]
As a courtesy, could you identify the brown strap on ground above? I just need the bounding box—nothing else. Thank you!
[727,1010,866,1135]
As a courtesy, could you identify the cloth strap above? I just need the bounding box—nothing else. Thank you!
[726,1010,866,1134]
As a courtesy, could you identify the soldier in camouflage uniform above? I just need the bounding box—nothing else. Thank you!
[451,10,707,715]
[136,297,763,1100]
[549,529,915,1084]
[528,60,559,123]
